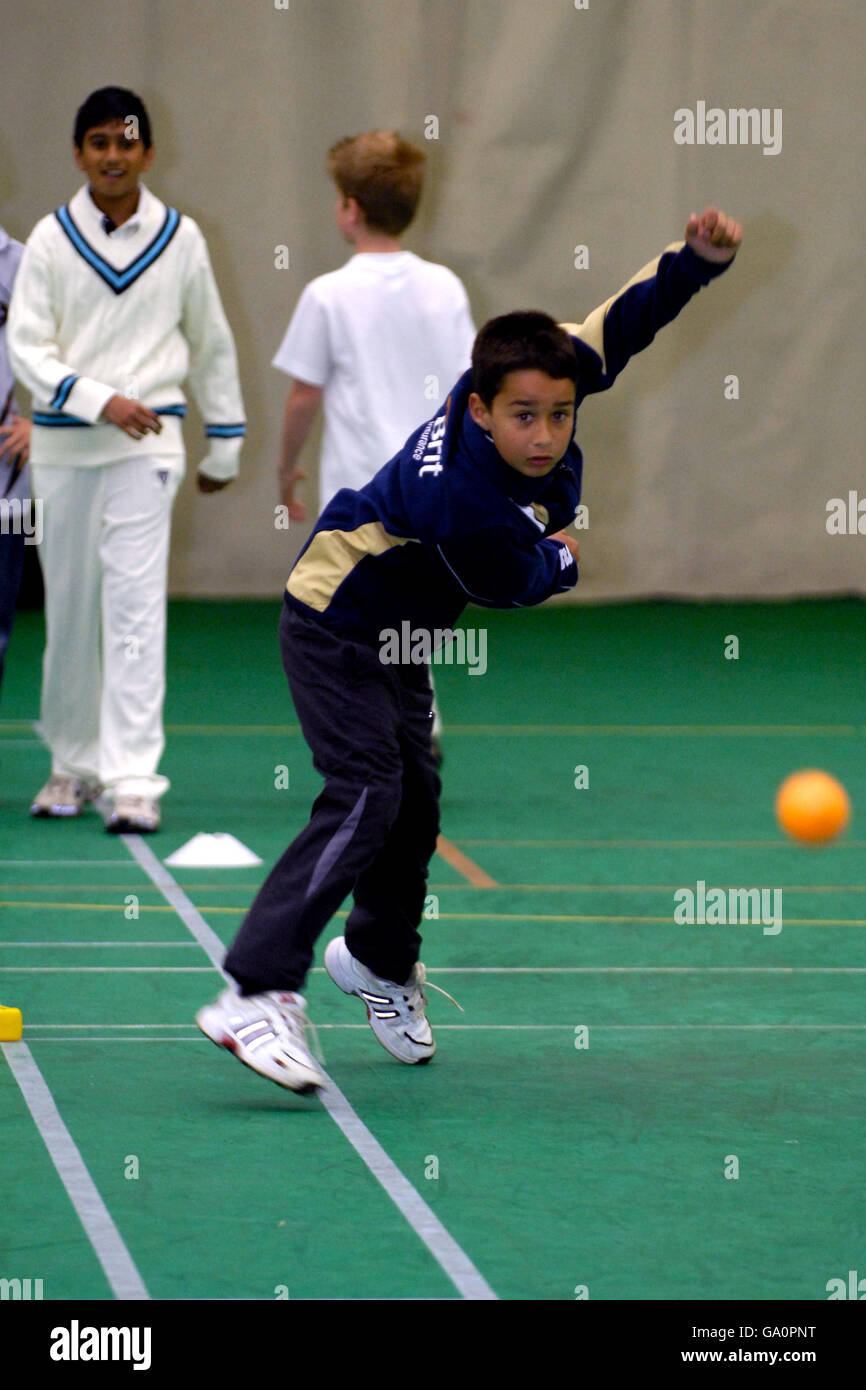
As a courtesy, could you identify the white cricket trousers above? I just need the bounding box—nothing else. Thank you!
[31,455,184,800]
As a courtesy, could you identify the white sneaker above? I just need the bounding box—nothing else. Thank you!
[105,795,161,834]
[30,774,100,818]
[324,936,436,1064]
[196,987,325,1095]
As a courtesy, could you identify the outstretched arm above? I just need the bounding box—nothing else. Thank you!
[560,206,742,394]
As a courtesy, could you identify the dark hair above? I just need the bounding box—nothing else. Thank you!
[471,311,579,406]
[74,87,152,150]
[327,131,425,236]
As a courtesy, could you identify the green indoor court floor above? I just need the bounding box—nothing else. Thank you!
[1,597,864,1302]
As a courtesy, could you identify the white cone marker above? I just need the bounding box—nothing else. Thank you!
[164,833,263,868]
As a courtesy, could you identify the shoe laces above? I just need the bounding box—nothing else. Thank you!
[47,774,78,794]
[270,992,326,1064]
[406,964,464,1014]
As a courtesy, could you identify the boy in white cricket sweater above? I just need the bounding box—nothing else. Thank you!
[8,87,245,832]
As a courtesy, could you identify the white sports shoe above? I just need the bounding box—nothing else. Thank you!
[196,987,325,1095]
[324,935,437,1064]
[30,774,101,818]
[104,795,161,834]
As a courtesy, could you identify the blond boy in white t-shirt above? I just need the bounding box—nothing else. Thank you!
[272,132,474,755]
[273,131,474,518]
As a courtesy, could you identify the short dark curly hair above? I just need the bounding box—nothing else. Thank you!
[471,311,578,406]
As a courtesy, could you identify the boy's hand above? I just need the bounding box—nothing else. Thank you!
[685,207,742,263]
[549,529,579,561]
[197,473,232,493]
[279,468,308,522]
[100,394,162,440]
[0,415,31,478]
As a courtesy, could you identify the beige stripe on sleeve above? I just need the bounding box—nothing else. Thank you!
[559,241,684,374]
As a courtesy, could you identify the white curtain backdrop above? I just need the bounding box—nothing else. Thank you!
[3,0,863,598]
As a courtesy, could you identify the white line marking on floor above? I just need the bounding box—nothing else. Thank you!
[22,1024,866,1037]
[4,958,864,973]
[0,1042,149,1298]
[6,963,865,975]
[122,834,498,1301]
[423,966,866,974]
[427,1024,866,1031]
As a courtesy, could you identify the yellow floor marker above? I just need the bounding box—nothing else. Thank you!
[0,1006,23,1041]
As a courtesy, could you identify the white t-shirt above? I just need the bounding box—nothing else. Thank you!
[272,251,474,507]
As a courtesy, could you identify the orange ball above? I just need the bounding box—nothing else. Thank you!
[775,770,851,845]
